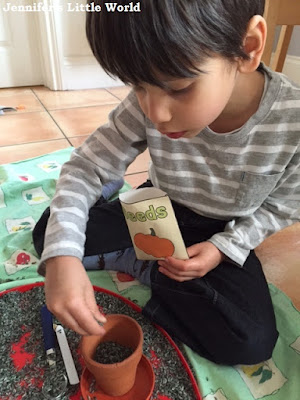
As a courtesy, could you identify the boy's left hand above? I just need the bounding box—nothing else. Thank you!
[157,241,225,281]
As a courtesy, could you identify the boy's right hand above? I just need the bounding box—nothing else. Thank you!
[44,256,107,336]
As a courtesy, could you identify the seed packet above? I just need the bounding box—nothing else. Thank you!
[119,187,188,260]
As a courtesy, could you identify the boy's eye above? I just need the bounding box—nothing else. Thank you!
[168,84,192,95]
[132,83,192,95]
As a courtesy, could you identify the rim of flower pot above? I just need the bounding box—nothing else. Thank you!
[81,314,143,369]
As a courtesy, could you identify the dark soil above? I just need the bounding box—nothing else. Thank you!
[94,341,133,364]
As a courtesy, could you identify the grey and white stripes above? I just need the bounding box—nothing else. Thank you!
[39,64,300,272]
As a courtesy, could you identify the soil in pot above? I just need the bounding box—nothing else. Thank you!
[94,341,134,364]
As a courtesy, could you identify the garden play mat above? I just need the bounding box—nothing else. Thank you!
[0,147,300,400]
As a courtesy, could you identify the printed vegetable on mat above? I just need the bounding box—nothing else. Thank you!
[134,228,175,258]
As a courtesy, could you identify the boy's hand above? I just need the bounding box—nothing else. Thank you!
[44,256,107,336]
[157,242,225,281]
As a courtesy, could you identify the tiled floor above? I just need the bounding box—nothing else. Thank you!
[0,86,299,310]
[0,85,150,187]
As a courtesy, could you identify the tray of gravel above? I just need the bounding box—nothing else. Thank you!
[0,282,202,399]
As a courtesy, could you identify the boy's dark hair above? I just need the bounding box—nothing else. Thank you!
[86,0,265,87]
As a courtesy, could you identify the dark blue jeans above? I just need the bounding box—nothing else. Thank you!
[33,181,278,365]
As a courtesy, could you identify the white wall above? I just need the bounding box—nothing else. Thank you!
[282,26,300,85]
[52,0,123,90]
[288,26,300,56]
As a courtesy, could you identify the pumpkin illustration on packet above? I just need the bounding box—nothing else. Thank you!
[134,228,175,258]
[119,188,188,260]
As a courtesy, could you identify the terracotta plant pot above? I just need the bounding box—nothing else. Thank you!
[81,314,143,397]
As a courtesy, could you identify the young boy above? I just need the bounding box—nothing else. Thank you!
[33,0,300,365]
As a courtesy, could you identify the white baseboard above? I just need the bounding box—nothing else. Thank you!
[282,55,300,85]
[61,56,123,90]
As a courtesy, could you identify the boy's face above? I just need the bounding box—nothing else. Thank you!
[133,56,240,138]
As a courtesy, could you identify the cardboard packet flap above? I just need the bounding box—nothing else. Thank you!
[119,187,167,204]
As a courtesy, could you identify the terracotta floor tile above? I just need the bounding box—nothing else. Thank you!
[126,149,150,175]
[106,86,132,101]
[0,87,33,96]
[0,112,64,146]
[0,92,45,114]
[0,139,71,164]
[32,86,119,110]
[256,223,300,310]
[50,104,119,137]
[124,172,149,188]
[69,136,89,148]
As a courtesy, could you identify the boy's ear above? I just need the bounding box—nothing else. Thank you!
[238,16,267,73]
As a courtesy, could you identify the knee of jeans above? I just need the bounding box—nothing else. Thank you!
[32,229,44,257]
[243,326,278,365]
[214,325,279,366]
[32,207,50,257]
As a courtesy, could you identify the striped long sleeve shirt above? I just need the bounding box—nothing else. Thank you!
[39,65,300,270]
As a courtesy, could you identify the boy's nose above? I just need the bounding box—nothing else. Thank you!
[142,92,172,125]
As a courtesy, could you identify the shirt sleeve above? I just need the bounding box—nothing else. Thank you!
[39,91,147,272]
[208,149,300,266]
